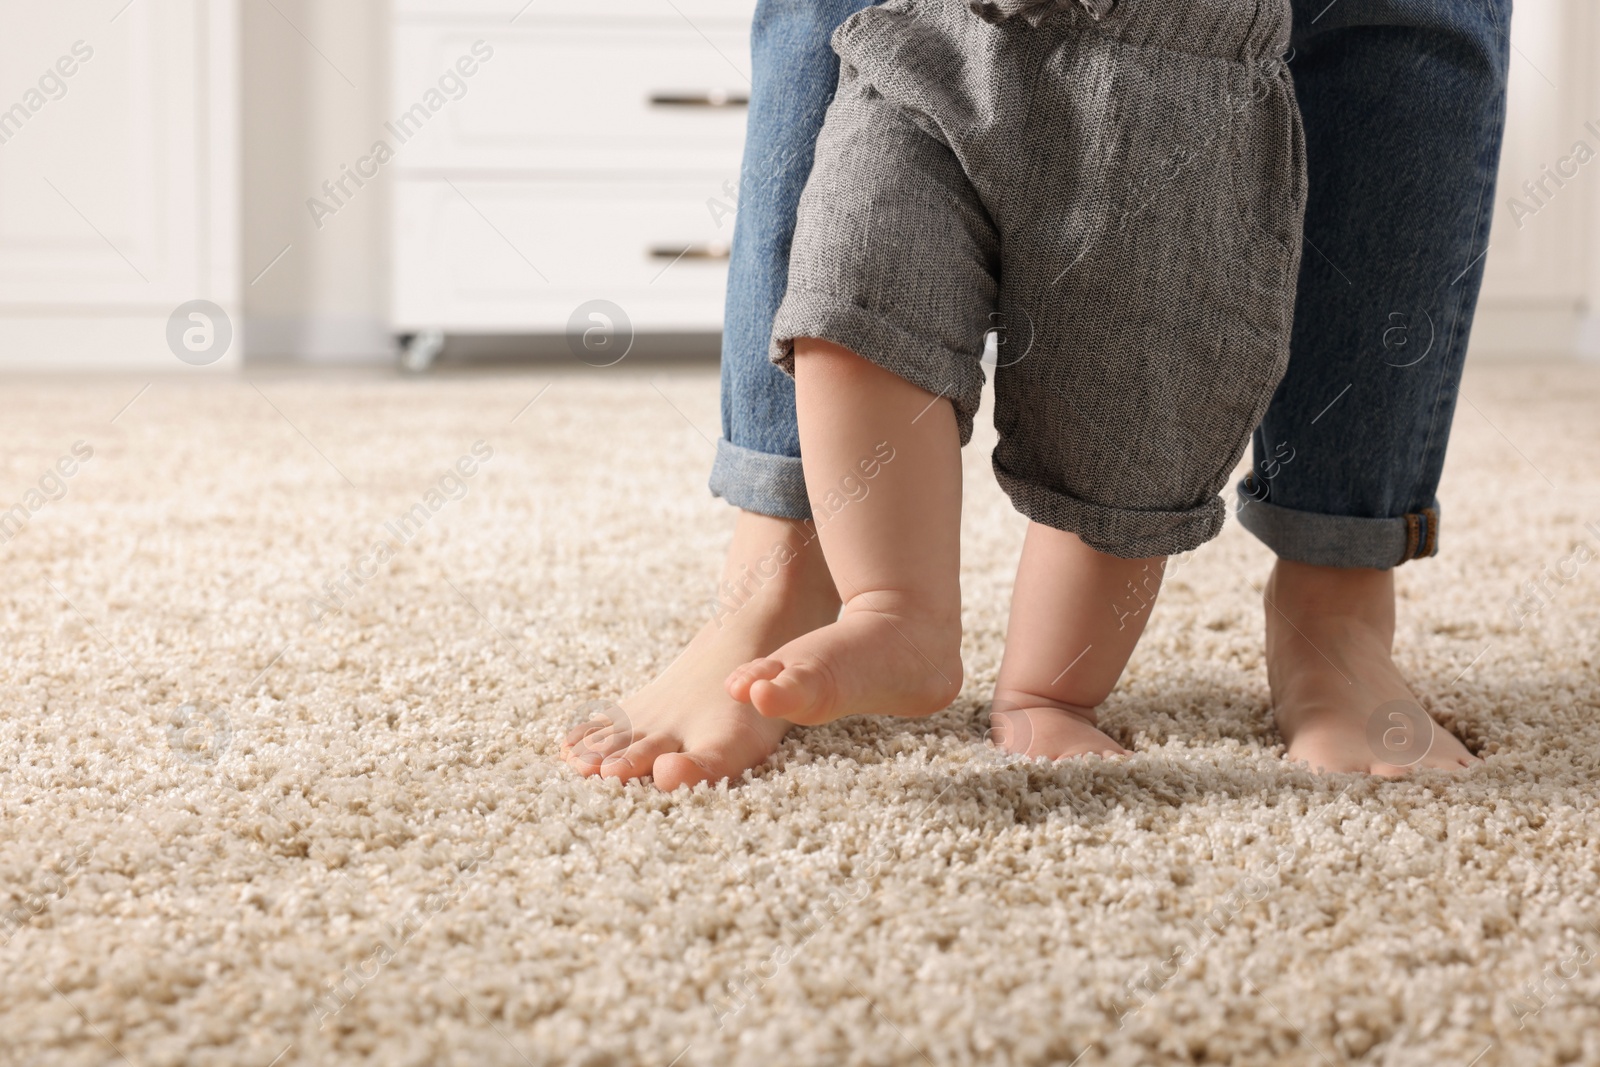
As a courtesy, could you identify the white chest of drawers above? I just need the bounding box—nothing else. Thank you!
[388,0,756,368]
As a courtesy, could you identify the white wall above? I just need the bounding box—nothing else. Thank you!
[1474,0,1600,359]
[241,0,392,361]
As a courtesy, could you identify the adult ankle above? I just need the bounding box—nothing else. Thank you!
[714,511,840,625]
[1268,558,1396,634]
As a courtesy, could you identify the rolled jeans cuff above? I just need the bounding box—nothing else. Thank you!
[1234,482,1440,570]
[709,438,813,520]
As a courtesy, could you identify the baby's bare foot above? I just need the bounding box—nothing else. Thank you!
[987,694,1128,760]
[1265,559,1478,776]
[725,596,962,725]
[561,512,840,790]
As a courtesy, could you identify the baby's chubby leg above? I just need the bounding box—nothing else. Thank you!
[725,338,965,724]
[989,523,1167,759]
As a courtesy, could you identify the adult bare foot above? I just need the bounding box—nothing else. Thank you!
[724,591,963,725]
[1264,558,1477,775]
[561,510,840,790]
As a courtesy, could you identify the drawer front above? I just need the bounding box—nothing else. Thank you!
[392,179,736,332]
[391,24,751,173]
[395,0,755,22]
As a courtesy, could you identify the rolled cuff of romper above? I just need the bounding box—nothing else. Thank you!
[1233,482,1440,570]
[708,438,813,521]
[770,289,988,447]
[997,458,1227,559]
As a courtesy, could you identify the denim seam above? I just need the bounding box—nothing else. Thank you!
[1403,507,1440,562]
[1411,19,1509,519]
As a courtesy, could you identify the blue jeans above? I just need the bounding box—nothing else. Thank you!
[707,0,1511,570]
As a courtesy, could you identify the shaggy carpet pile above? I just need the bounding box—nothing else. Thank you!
[1,363,1597,1067]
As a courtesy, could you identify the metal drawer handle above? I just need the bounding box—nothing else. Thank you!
[648,90,749,108]
[649,243,732,261]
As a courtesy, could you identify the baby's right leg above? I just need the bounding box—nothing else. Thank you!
[724,338,965,725]
[724,34,1001,725]
[989,522,1168,759]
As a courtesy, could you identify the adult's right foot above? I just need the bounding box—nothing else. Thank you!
[561,510,841,791]
[1265,558,1478,775]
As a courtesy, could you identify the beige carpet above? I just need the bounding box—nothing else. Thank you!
[1,363,1598,1067]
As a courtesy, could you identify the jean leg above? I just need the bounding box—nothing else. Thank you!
[1237,0,1512,568]
[708,0,876,521]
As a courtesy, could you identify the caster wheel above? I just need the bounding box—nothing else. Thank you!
[399,329,445,372]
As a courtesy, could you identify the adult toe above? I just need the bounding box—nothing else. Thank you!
[600,733,684,782]
[565,726,634,775]
[562,718,609,750]
[652,732,765,792]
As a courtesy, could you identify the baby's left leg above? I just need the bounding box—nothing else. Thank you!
[989,523,1165,759]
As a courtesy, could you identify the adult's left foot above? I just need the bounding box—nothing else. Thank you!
[561,510,841,790]
[1264,558,1478,775]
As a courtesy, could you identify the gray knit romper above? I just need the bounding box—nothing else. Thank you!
[771,0,1307,558]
